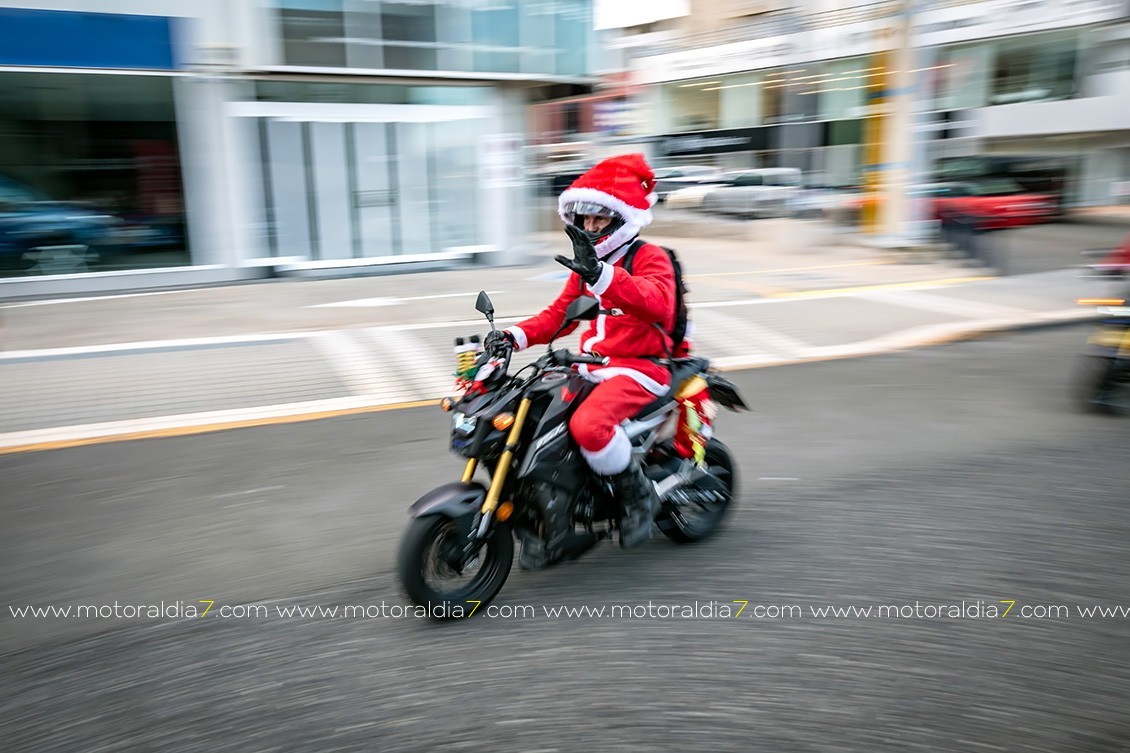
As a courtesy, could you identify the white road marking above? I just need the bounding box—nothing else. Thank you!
[359,326,456,401]
[0,290,190,308]
[309,330,389,397]
[0,332,312,362]
[692,307,808,358]
[863,289,1025,319]
[309,291,505,308]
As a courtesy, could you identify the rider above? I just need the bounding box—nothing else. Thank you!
[485,153,677,566]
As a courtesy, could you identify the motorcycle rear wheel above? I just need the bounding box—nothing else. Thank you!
[396,514,513,619]
[657,439,738,543]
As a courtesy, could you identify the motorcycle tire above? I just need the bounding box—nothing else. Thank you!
[396,514,514,619]
[657,438,738,544]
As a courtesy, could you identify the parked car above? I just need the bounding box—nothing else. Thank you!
[667,167,803,218]
[846,179,1058,230]
[930,179,1057,229]
[652,165,726,203]
[0,175,124,267]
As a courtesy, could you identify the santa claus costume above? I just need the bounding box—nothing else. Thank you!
[504,154,677,485]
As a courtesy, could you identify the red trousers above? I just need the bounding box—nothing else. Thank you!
[568,375,659,476]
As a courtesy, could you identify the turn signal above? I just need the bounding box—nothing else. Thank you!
[441,397,456,412]
[492,412,515,431]
[496,501,514,522]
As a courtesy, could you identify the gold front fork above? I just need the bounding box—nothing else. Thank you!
[481,397,532,515]
[461,458,478,483]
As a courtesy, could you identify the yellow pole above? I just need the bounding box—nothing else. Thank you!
[861,49,890,234]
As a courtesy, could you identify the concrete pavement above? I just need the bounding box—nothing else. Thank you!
[0,224,1123,453]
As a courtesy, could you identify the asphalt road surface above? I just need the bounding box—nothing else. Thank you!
[3,325,1129,752]
[966,222,1126,276]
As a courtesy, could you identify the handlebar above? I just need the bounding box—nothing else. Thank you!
[569,353,610,366]
[550,349,609,367]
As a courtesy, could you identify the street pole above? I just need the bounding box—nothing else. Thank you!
[863,0,924,246]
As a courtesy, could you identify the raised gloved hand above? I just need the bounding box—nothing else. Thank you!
[556,224,604,286]
[484,329,516,353]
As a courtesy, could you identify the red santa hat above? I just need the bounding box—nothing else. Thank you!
[557,153,658,229]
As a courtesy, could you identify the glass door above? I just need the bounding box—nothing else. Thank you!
[239,101,492,263]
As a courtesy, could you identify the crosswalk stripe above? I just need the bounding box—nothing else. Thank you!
[690,307,808,359]
[309,330,390,398]
[360,326,457,401]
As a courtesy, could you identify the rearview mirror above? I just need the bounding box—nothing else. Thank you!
[475,291,494,317]
[565,296,599,322]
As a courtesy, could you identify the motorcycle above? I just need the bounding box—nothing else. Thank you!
[395,291,748,618]
[1073,293,1130,415]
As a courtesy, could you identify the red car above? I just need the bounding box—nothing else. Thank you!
[847,179,1059,230]
[919,179,1058,229]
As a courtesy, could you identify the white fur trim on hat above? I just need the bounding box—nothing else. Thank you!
[558,187,654,228]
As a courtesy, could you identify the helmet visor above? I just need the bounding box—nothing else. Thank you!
[562,201,619,224]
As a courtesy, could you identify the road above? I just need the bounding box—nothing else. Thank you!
[2,325,1129,752]
[973,222,1127,276]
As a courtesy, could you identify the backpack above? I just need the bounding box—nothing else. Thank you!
[622,238,690,353]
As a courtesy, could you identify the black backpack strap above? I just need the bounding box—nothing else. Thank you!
[621,238,647,275]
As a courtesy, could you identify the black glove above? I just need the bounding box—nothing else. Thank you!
[556,224,604,286]
[484,329,516,353]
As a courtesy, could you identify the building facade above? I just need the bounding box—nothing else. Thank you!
[608,0,1130,205]
[0,0,598,298]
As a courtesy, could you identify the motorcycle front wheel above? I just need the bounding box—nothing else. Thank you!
[657,438,738,544]
[396,514,513,619]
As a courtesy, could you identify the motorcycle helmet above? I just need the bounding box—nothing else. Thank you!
[561,200,626,247]
[557,154,657,260]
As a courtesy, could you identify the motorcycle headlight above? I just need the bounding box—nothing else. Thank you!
[452,411,477,435]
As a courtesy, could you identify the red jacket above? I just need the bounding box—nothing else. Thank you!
[507,240,676,395]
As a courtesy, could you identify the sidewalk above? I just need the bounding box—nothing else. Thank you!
[0,228,1121,453]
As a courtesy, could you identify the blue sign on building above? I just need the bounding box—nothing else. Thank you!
[0,8,178,70]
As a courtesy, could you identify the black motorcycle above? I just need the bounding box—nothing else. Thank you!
[1073,294,1130,415]
[396,291,748,618]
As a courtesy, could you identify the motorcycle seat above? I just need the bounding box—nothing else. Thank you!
[631,356,710,421]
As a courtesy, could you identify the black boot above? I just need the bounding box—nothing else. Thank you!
[609,458,660,549]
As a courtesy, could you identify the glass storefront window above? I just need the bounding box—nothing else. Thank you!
[273,0,593,76]
[718,74,762,129]
[933,42,992,110]
[254,80,493,106]
[989,32,1078,105]
[279,0,347,67]
[553,0,591,77]
[472,2,520,73]
[662,79,721,132]
[0,72,188,278]
[382,1,439,70]
[254,117,491,261]
[818,58,869,120]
